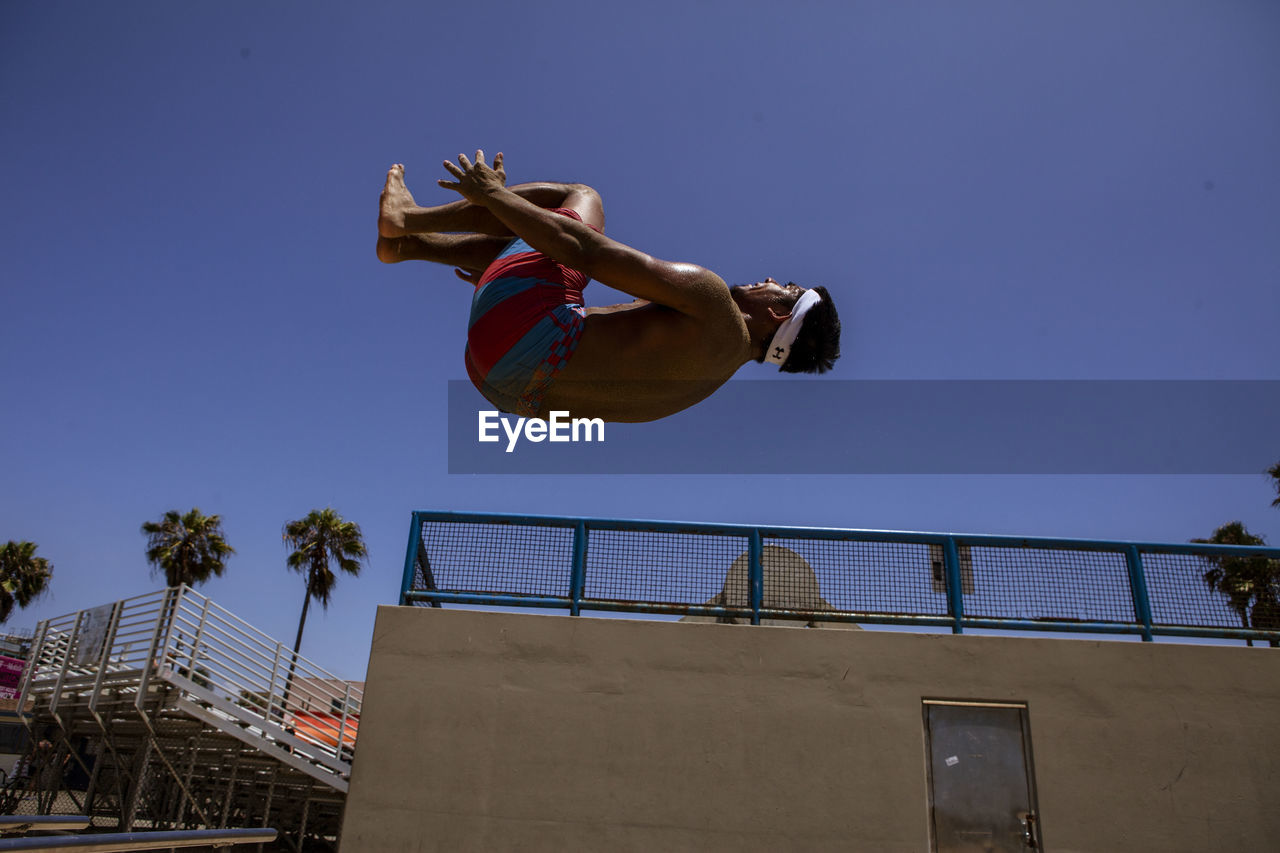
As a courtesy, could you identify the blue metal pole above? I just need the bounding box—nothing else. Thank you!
[1124,545,1155,642]
[944,537,964,634]
[569,521,587,616]
[400,512,423,606]
[749,529,763,625]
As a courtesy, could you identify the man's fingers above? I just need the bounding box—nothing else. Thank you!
[474,149,485,166]
[493,152,503,170]
[438,179,460,192]
[456,152,473,171]
[441,159,464,178]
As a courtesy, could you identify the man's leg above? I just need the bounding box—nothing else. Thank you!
[379,164,600,237]
[375,231,510,271]
[556,184,605,232]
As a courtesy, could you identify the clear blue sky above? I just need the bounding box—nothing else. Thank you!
[3,1,1278,679]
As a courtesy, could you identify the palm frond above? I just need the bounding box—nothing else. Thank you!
[0,540,54,624]
[1194,521,1277,630]
[141,508,234,588]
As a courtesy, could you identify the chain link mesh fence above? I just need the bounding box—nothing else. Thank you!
[407,514,1280,643]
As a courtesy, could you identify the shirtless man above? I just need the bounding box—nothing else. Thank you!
[377,152,841,423]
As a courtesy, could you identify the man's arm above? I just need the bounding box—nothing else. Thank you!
[399,182,587,236]
[483,186,725,316]
[440,152,728,317]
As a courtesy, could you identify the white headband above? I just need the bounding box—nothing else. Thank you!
[764,289,822,367]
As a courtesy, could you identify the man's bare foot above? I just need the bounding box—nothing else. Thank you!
[378,164,418,238]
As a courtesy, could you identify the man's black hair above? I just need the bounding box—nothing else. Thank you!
[777,285,840,374]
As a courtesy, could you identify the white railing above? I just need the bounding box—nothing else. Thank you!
[20,587,360,784]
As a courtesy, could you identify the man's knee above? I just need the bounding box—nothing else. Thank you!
[565,182,599,199]
[563,184,605,231]
[565,184,602,209]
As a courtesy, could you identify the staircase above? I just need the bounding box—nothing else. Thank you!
[10,588,359,851]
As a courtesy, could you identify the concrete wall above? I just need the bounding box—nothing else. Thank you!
[342,606,1280,852]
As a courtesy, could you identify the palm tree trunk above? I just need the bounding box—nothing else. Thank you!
[293,592,311,658]
[281,591,311,724]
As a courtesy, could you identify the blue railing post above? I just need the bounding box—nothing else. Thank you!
[749,529,763,625]
[944,537,964,634]
[569,521,587,616]
[400,512,423,606]
[1124,545,1155,642]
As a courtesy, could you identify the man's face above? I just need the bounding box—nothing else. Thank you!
[733,277,804,312]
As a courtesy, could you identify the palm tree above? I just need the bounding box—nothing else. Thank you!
[281,508,367,658]
[141,509,235,588]
[1268,460,1280,509]
[141,509,234,681]
[1192,521,1280,647]
[0,541,54,624]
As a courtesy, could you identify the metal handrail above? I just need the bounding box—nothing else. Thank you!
[0,816,91,835]
[401,510,1280,643]
[404,509,1280,553]
[21,588,361,780]
[0,828,276,852]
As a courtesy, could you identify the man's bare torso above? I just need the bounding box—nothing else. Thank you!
[542,276,752,423]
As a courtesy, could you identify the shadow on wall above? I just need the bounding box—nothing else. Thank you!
[680,546,860,629]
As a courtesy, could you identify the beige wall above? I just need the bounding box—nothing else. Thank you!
[342,606,1280,853]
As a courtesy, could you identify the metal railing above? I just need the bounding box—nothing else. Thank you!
[0,827,276,851]
[21,587,360,783]
[401,511,1280,644]
[0,816,91,835]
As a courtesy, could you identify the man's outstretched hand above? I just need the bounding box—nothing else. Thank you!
[439,150,506,204]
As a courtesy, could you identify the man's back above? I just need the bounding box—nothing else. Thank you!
[544,274,750,422]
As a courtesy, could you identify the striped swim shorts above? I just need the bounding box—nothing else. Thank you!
[464,208,596,417]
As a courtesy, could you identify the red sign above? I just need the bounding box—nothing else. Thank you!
[0,656,26,700]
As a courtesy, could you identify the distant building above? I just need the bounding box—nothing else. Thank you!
[0,629,35,776]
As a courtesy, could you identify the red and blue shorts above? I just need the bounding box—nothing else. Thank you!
[464,208,597,416]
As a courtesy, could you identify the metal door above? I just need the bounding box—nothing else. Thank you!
[924,701,1041,852]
